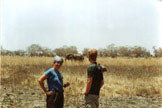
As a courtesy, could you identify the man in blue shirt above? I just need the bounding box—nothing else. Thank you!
[38,56,70,108]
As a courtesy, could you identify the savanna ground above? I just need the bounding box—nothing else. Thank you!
[1,56,162,108]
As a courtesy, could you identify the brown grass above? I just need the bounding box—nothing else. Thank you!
[1,56,162,107]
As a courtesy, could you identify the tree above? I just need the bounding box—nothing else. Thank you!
[66,46,78,55]
[153,46,162,57]
[131,46,150,57]
[27,44,43,56]
[106,44,118,58]
[118,46,132,57]
[54,45,78,57]
[82,48,89,56]
[13,50,25,56]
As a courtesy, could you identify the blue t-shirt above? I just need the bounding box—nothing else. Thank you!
[45,68,63,92]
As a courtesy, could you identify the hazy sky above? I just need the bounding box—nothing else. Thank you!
[1,0,162,53]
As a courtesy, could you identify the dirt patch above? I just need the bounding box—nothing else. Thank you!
[1,85,162,108]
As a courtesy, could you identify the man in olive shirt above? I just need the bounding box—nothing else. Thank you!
[85,49,104,108]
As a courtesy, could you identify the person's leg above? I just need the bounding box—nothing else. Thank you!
[85,94,99,108]
[46,93,56,108]
[85,95,93,108]
[54,93,64,108]
[91,95,99,108]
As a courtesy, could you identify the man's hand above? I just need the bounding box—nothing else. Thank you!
[46,91,55,95]
[63,82,70,88]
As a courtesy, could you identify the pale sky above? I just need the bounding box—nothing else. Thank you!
[1,0,162,53]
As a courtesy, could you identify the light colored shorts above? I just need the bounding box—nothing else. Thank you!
[85,94,99,108]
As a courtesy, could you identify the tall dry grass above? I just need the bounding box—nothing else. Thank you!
[1,56,162,107]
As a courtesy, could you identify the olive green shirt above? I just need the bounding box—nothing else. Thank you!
[87,62,103,95]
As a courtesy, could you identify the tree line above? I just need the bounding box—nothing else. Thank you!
[1,44,162,58]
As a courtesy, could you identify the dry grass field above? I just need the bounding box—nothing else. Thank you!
[1,56,162,108]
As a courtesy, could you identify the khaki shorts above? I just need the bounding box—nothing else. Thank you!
[85,94,99,108]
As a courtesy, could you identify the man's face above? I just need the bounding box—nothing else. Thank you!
[54,61,63,70]
[88,55,91,61]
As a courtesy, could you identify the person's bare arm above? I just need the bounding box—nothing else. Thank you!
[101,80,104,88]
[85,77,93,95]
[38,75,48,93]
